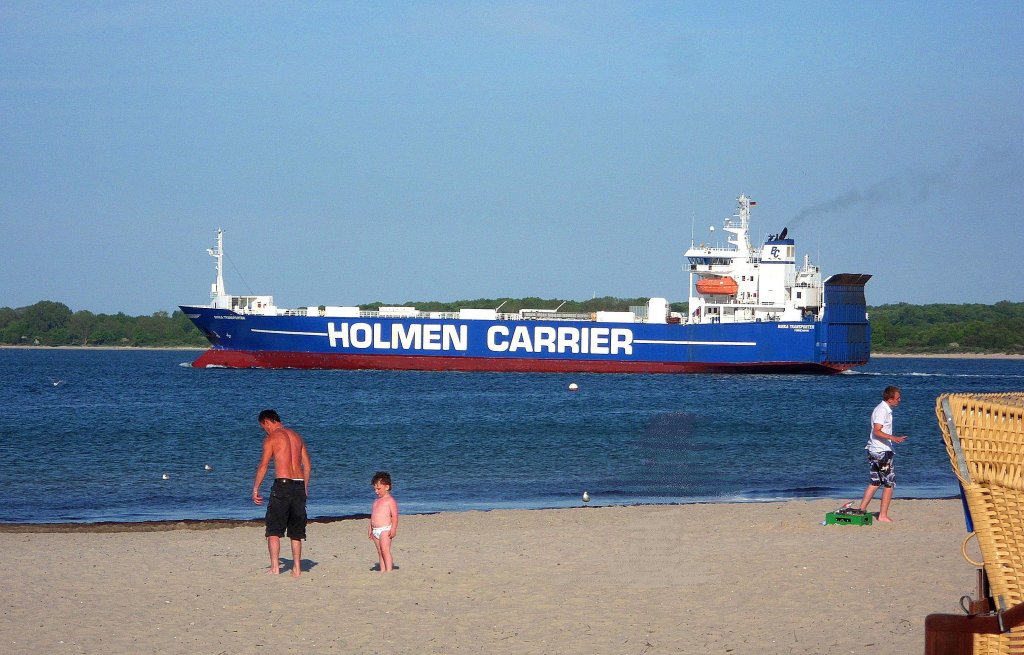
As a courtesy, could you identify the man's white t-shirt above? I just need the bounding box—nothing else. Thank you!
[865,400,894,454]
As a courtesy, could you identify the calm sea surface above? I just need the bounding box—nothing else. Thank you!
[1,349,1022,524]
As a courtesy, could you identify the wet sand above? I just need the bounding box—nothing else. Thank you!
[0,498,978,654]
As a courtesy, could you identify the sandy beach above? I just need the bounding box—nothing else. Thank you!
[0,499,978,654]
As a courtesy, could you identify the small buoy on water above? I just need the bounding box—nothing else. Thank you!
[568,383,579,392]
[161,473,170,480]
[582,491,590,503]
[204,464,213,471]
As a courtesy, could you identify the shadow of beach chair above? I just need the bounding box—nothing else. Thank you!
[925,392,1024,655]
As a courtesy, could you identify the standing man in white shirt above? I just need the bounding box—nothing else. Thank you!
[858,386,907,522]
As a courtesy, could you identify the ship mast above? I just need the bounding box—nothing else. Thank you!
[207,229,228,308]
[731,194,754,258]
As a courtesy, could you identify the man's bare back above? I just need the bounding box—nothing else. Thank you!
[264,425,308,481]
[253,419,310,504]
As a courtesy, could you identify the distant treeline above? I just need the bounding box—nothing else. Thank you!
[0,301,208,347]
[868,301,1024,354]
[1,299,1023,354]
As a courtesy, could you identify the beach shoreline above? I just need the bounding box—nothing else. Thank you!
[0,496,962,533]
[1,498,978,654]
[0,514,367,533]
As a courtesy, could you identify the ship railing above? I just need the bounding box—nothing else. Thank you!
[516,312,595,322]
[688,261,734,271]
[270,309,631,323]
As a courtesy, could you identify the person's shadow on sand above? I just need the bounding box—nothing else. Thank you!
[270,558,318,574]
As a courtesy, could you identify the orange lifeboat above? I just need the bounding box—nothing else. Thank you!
[696,276,739,296]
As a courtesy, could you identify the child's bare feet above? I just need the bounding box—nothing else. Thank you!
[877,515,894,523]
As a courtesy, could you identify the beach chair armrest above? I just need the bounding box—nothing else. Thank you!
[925,603,1024,654]
[926,612,1000,636]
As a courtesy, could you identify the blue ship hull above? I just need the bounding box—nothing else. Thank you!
[180,275,870,374]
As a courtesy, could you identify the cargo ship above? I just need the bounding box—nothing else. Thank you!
[180,195,871,373]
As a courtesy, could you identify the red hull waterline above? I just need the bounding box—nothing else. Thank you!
[190,349,854,375]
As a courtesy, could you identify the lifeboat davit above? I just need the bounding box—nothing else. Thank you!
[696,276,739,296]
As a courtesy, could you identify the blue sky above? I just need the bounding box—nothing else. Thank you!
[2,1,1022,315]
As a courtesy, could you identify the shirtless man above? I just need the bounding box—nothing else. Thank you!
[252,409,312,577]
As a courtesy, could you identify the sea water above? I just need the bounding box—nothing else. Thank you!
[0,348,1021,523]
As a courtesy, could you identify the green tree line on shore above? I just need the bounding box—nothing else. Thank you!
[0,301,209,347]
[868,301,1024,354]
[1,299,1022,354]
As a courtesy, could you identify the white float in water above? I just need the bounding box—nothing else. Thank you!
[568,383,579,391]
[582,491,590,503]
[161,473,170,480]
[204,464,213,471]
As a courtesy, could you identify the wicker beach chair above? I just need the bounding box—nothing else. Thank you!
[926,392,1024,654]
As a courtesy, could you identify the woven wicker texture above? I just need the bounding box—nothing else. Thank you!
[937,392,1024,654]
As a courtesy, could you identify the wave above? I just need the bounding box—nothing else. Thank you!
[848,370,1024,379]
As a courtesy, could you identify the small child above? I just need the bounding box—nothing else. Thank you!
[368,471,399,572]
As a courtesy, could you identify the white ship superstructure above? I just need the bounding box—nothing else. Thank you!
[685,194,823,325]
